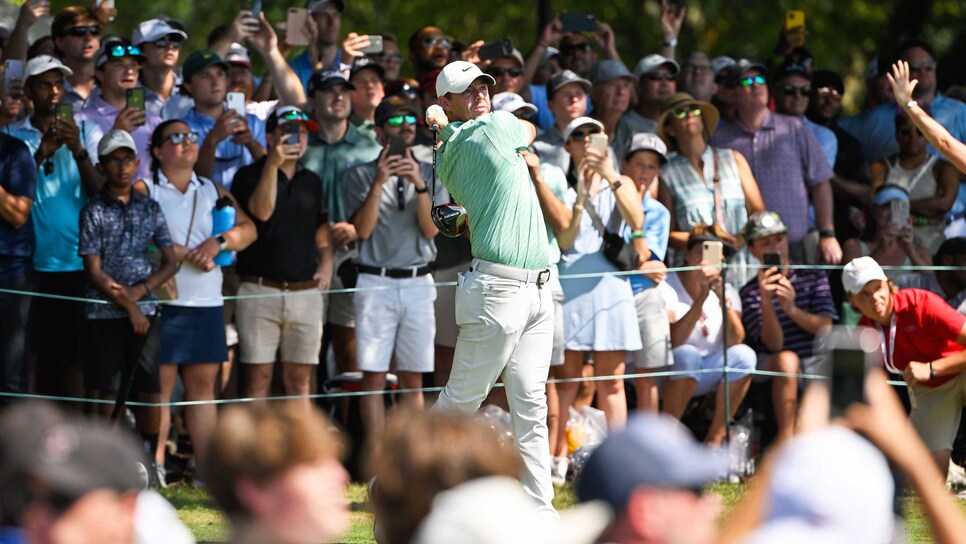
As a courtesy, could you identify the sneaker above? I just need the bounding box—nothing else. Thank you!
[155,462,167,488]
[947,461,966,491]
[550,456,569,486]
[136,462,150,490]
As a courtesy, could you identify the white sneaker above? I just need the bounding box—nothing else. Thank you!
[947,461,966,491]
[550,456,569,486]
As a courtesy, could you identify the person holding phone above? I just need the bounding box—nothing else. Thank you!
[739,211,838,443]
[660,226,756,446]
[347,57,386,131]
[843,255,966,474]
[131,19,188,118]
[343,97,436,440]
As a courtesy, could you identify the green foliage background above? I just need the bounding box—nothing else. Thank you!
[25,0,966,113]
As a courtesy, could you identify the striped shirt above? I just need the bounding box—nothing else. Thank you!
[739,267,838,358]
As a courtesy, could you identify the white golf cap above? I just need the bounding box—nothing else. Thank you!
[626,132,668,163]
[491,92,537,116]
[562,116,605,142]
[131,19,187,46]
[25,55,73,79]
[97,130,137,157]
[436,61,496,97]
[842,256,888,295]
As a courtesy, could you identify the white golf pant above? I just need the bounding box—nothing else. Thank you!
[434,261,555,514]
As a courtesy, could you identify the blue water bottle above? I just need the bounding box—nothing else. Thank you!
[212,196,235,266]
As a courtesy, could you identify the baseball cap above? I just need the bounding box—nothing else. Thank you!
[723,58,769,88]
[95,38,146,69]
[872,185,910,206]
[812,69,844,94]
[773,59,811,82]
[306,0,345,13]
[131,18,187,46]
[374,95,419,126]
[98,129,137,157]
[436,61,495,97]
[307,69,356,96]
[546,69,591,98]
[710,55,736,75]
[224,43,251,67]
[576,414,727,513]
[743,211,788,242]
[842,256,888,295]
[625,132,668,163]
[182,50,230,82]
[25,55,73,79]
[267,105,318,133]
[412,476,612,544]
[491,92,537,116]
[562,116,604,142]
[633,53,680,78]
[350,56,385,79]
[588,59,634,85]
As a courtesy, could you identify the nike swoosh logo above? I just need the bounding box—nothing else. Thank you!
[462,66,472,72]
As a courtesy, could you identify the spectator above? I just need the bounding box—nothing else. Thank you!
[140,119,257,485]
[370,33,403,82]
[772,60,837,168]
[301,69,381,380]
[618,134,673,413]
[366,410,522,544]
[206,403,350,544]
[230,106,331,412]
[710,61,841,265]
[710,59,738,123]
[344,97,437,438]
[49,6,101,111]
[868,110,959,254]
[182,50,266,189]
[660,227,755,446]
[679,51,716,102]
[485,48,527,96]
[588,59,635,159]
[77,37,158,183]
[575,413,727,544]
[131,18,187,119]
[492,91,538,121]
[656,92,764,287]
[408,26,451,83]
[79,129,176,482]
[347,57,385,134]
[289,0,345,93]
[554,116,645,435]
[806,69,871,243]
[740,211,837,442]
[894,237,966,313]
[531,69,590,172]
[2,0,50,63]
[844,255,966,473]
[842,185,933,278]
[556,32,599,78]
[621,54,679,137]
[3,55,100,403]
[0,131,37,406]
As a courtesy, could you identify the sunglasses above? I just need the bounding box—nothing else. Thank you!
[104,44,142,61]
[907,61,936,72]
[489,67,523,77]
[647,72,676,81]
[569,129,601,142]
[897,126,923,137]
[387,114,417,127]
[560,42,593,55]
[673,106,702,119]
[432,203,468,237]
[377,53,403,64]
[422,36,452,49]
[815,87,842,101]
[66,25,99,38]
[779,84,811,97]
[279,109,310,122]
[739,75,767,88]
[165,131,200,145]
[152,37,182,49]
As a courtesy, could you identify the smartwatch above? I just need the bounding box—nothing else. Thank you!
[216,234,228,251]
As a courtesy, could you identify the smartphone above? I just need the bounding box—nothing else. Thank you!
[281,121,301,145]
[285,8,310,47]
[817,326,878,416]
[785,9,805,30]
[55,103,73,123]
[561,12,597,33]
[763,251,781,268]
[891,200,910,226]
[226,92,246,116]
[703,240,723,266]
[360,35,383,55]
[478,37,514,61]
[242,0,260,17]
[4,60,23,97]
[126,87,145,110]
[387,134,407,157]
[587,133,608,154]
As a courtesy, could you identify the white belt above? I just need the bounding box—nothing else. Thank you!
[470,259,550,286]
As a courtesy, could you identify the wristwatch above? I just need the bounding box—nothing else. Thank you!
[662,38,678,48]
[819,230,836,238]
[216,234,228,251]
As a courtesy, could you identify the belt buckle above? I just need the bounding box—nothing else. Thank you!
[536,269,550,287]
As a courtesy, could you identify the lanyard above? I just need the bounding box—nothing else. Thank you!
[877,314,901,374]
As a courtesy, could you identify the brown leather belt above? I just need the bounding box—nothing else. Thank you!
[240,275,318,291]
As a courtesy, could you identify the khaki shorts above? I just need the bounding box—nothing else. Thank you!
[633,287,673,370]
[236,282,324,365]
[326,246,357,328]
[910,373,966,452]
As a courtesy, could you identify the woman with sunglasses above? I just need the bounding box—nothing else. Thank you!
[136,119,257,485]
[868,110,959,254]
[553,116,645,447]
[656,92,765,287]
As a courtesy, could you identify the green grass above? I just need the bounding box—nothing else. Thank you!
[161,481,958,543]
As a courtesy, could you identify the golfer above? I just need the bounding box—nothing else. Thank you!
[426,60,555,515]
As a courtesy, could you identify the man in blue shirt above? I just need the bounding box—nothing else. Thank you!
[288,0,344,94]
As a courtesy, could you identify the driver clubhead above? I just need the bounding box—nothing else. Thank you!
[431,203,467,238]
